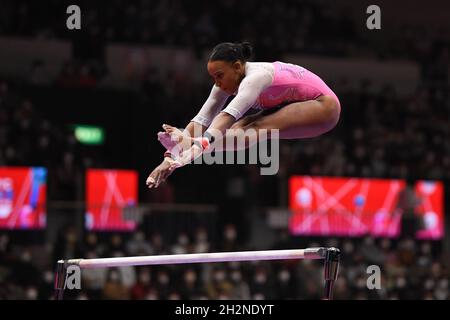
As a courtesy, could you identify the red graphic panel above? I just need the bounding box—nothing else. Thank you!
[85,169,138,231]
[289,176,444,239]
[0,167,47,229]
[415,181,444,239]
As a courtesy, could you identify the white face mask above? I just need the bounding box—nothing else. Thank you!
[21,251,32,262]
[363,237,374,246]
[113,251,124,257]
[152,235,162,246]
[145,291,158,300]
[253,293,265,300]
[44,271,54,284]
[26,287,38,300]
[438,279,448,289]
[169,293,180,300]
[214,271,226,281]
[0,235,9,250]
[303,259,312,266]
[135,232,145,241]
[417,256,430,267]
[178,235,189,245]
[381,239,391,250]
[231,271,242,282]
[224,228,237,241]
[343,242,354,253]
[109,272,120,281]
[158,274,169,285]
[255,273,267,284]
[421,243,431,255]
[87,234,97,244]
[356,278,366,289]
[184,271,196,283]
[139,273,151,284]
[396,277,406,288]
[424,279,435,290]
[278,270,290,282]
[196,231,208,242]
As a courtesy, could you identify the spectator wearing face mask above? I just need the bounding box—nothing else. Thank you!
[274,266,295,299]
[249,265,274,299]
[130,267,153,300]
[395,179,422,239]
[81,250,107,299]
[171,232,191,255]
[192,227,211,253]
[206,267,233,299]
[102,268,130,300]
[221,224,240,252]
[229,268,251,299]
[179,268,205,299]
[126,231,153,256]
[155,269,172,299]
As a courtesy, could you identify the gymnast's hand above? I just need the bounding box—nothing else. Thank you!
[170,138,205,170]
[157,124,193,157]
[146,157,177,188]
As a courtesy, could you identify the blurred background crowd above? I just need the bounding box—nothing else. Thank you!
[1,226,449,300]
[0,0,449,299]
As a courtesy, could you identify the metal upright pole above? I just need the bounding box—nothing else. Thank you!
[54,260,67,300]
[323,247,340,300]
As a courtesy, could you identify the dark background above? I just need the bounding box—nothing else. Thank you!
[0,0,448,300]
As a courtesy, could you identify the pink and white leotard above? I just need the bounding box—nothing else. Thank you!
[192,61,340,127]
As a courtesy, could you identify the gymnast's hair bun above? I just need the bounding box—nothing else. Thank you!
[209,41,254,62]
[239,42,253,61]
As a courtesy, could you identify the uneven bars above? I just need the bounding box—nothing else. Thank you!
[54,247,340,300]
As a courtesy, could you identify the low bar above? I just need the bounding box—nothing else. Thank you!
[54,247,339,300]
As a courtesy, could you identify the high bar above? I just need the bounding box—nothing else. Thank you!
[61,247,328,269]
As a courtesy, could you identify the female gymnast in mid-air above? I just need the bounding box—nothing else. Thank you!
[146,42,341,188]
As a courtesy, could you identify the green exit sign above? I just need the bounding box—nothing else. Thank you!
[74,125,104,145]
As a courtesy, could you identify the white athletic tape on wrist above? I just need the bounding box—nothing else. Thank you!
[193,137,210,150]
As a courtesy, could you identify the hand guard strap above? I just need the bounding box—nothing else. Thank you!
[192,137,210,150]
